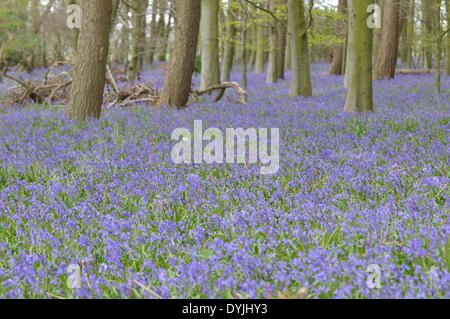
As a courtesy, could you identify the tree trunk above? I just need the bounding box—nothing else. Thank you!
[422,0,434,69]
[285,31,291,70]
[120,6,131,75]
[288,0,312,97]
[200,0,220,90]
[406,0,415,69]
[157,0,201,108]
[248,23,257,69]
[66,0,112,121]
[222,0,237,82]
[398,0,409,65]
[344,0,374,113]
[129,0,148,82]
[241,0,249,89]
[446,0,450,75]
[328,0,347,75]
[374,0,401,80]
[155,3,167,61]
[255,22,266,73]
[276,0,287,79]
[158,4,172,62]
[435,0,443,93]
[69,0,80,55]
[266,0,278,83]
[148,0,159,65]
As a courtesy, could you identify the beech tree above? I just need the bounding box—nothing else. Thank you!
[288,0,312,97]
[200,0,220,90]
[255,19,266,73]
[328,0,347,75]
[222,0,237,82]
[129,0,149,82]
[157,0,201,108]
[276,0,287,80]
[374,0,401,80]
[66,0,113,121]
[344,0,373,113]
[422,0,434,70]
[266,0,278,83]
[446,0,450,75]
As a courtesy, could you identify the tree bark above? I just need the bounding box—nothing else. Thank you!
[68,0,80,55]
[157,0,201,108]
[276,0,287,79]
[66,0,112,121]
[148,0,159,65]
[222,0,237,82]
[422,0,434,69]
[288,0,312,97]
[374,0,401,80]
[255,21,266,73]
[328,0,347,75]
[200,0,221,90]
[344,0,374,113]
[406,0,415,69]
[129,0,148,82]
[266,0,278,83]
[446,0,450,75]
[241,0,249,89]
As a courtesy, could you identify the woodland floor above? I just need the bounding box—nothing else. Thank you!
[0,64,449,298]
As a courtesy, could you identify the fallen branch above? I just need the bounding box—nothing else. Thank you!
[106,83,160,107]
[44,61,72,84]
[192,82,248,104]
[3,69,71,105]
[395,69,435,75]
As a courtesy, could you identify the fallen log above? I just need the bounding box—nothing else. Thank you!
[395,69,435,75]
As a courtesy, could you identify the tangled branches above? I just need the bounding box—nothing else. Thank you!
[2,62,247,108]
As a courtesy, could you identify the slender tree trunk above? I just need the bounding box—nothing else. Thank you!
[374,0,401,80]
[276,0,287,79]
[248,23,257,68]
[422,0,434,69]
[129,0,148,82]
[266,0,278,83]
[328,0,347,75]
[222,0,237,82]
[148,0,159,65]
[158,5,172,62]
[255,22,265,73]
[288,0,312,97]
[155,3,166,61]
[200,0,220,90]
[406,0,415,69]
[69,0,80,55]
[435,0,443,93]
[398,0,409,65]
[446,0,450,75]
[157,0,201,108]
[121,6,131,75]
[66,0,113,121]
[241,0,249,89]
[285,31,291,70]
[344,0,374,113]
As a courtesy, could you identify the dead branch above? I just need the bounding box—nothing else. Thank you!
[192,82,248,104]
[44,61,72,84]
[395,69,435,75]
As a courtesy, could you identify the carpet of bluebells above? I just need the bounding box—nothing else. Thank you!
[0,64,449,299]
